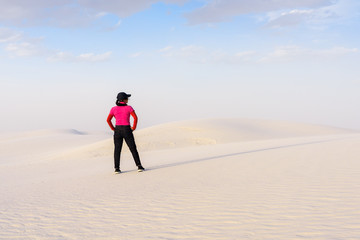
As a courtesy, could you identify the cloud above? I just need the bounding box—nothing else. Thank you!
[48,51,112,62]
[0,26,112,61]
[0,27,46,58]
[47,51,73,61]
[160,44,204,60]
[0,0,356,29]
[103,20,122,32]
[5,42,40,57]
[2,0,351,29]
[260,45,358,62]
[185,0,334,25]
[2,32,45,57]
[129,52,142,58]
[78,0,188,18]
[159,46,173,52]
[0,0,75,26]
[77,51,112,61]
[95,12,109,18]
[0,28,23,43]
[179,45,206,57]
[236,51,257,58]
[0,0,188,27]
[265,9,317,28]
[316,46,359,56]
[160,45,258,64]
[264,0,360,28]
[160,44,358,64]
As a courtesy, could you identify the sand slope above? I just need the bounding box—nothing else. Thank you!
[0,129,109,166]
[62,118,358,158]
[1,119,360,239]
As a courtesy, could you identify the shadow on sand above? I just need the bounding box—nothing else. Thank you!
[146,136,355,172]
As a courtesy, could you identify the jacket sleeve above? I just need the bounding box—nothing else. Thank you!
[130,111,138,131]
[107,114,115,131]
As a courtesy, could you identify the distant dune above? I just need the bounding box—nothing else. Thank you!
[60,118,358,159]
[134,118,357,150]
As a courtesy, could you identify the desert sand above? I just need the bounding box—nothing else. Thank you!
[1,118,360,239]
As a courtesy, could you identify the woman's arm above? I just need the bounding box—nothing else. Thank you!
[130,111,138,131]
[107,114,115,131]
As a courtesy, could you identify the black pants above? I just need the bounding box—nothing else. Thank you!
[113,125,142,169]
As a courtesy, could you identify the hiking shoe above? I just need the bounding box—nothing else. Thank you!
[137,166,145,172]
[114,169,121,174]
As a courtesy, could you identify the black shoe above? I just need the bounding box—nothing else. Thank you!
[114,169,121,174]
[137,166,145,172]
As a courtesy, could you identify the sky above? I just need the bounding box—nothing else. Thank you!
[0,0,360,132]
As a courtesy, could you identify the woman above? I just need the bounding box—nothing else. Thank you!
[107,92,145,173]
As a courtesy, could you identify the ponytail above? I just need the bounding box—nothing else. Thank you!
[116,100,127,106]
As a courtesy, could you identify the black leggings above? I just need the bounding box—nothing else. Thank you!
[113,125,142,169]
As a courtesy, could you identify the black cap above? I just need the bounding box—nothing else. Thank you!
[117,92,131,101]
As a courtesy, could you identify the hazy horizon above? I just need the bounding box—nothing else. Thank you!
[1,0,360,132]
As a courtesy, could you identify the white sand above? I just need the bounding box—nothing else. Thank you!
[1,118,360,239]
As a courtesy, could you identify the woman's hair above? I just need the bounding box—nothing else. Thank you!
[116,100,127,106]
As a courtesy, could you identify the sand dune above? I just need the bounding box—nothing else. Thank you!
[59,118,358,159]
[1,118,359,239]
[134,118,356,149]
[0,129,109,166]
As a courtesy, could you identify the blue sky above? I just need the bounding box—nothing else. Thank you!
[0,0,360,132]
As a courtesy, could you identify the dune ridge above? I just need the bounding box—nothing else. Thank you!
[56,118,358,160]
[134,118,357,148]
